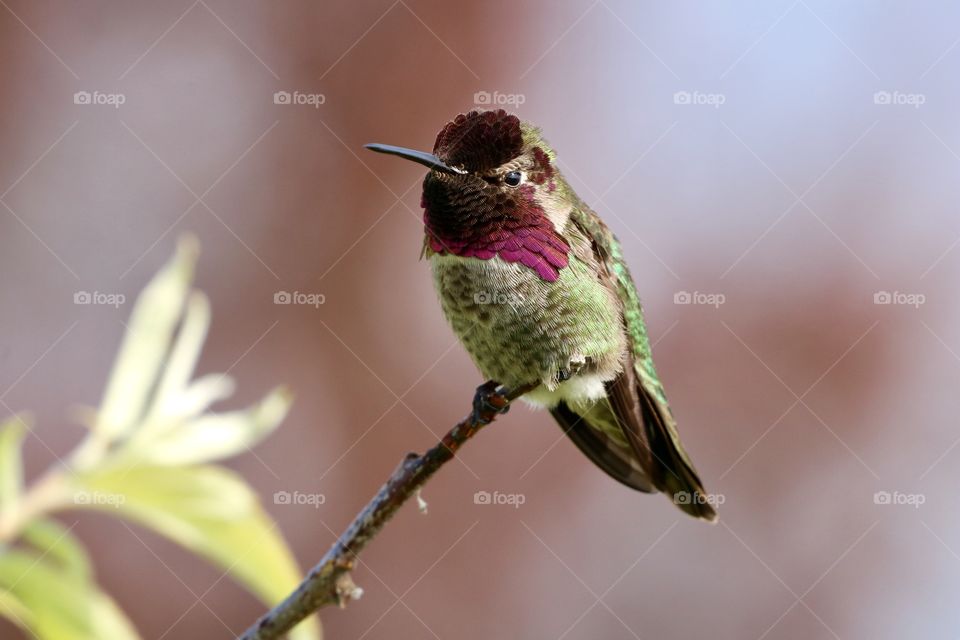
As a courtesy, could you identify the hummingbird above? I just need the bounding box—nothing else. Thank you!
[366,109,716,522]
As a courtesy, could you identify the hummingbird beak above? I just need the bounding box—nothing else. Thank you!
[364,143,467,175]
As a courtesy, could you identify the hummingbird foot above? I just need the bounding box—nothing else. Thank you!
[471,380,511,425]
[556,354,588,383]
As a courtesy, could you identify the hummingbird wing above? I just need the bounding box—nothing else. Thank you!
[550,400,656,493]
[567,207,717,522]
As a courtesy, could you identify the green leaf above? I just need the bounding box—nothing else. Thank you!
[124,387,292,467]
[146,291,212,426]
[0,589,34,633]
[20,518,92,581]
[0,549,140,640]
[89,588,142,640]
[73,464,320,640]
[174,373,236,419]
[95,235,198,443]
[0,415,28,513]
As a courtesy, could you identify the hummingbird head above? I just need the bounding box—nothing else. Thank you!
[366,109,573,282]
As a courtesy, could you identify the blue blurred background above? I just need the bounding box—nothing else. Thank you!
[2,1,959,637]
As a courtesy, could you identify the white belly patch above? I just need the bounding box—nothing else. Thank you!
[521,372,609,409]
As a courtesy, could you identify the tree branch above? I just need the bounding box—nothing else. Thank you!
[237,380,538,640]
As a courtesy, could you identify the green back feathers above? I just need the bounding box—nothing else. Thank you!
[567,206,663,395]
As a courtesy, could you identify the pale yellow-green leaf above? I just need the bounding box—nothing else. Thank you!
[0,549,141,640]
[147,291,211,425]
[0,589,34,633]
[89,588,142,640]
[0,415,28,512]
[123,373,237,453]
[20,518,91,581]
[73,464,319,640]
[124,387,292,466]
[174,373,237,419]
[95,235,198,442]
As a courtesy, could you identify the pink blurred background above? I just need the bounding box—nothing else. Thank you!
[2,1,959,638]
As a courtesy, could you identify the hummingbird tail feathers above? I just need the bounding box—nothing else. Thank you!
[605,365,718,523]
[637,388,718,522]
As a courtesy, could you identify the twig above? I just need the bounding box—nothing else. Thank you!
[237,380,538,640]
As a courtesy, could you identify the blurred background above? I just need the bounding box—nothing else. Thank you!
[1,1,959,638]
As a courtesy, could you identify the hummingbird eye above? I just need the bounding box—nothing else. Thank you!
[503,170,523,187]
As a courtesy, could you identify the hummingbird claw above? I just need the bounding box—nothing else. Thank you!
[472,381,511,425]
[556,354,587,383]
